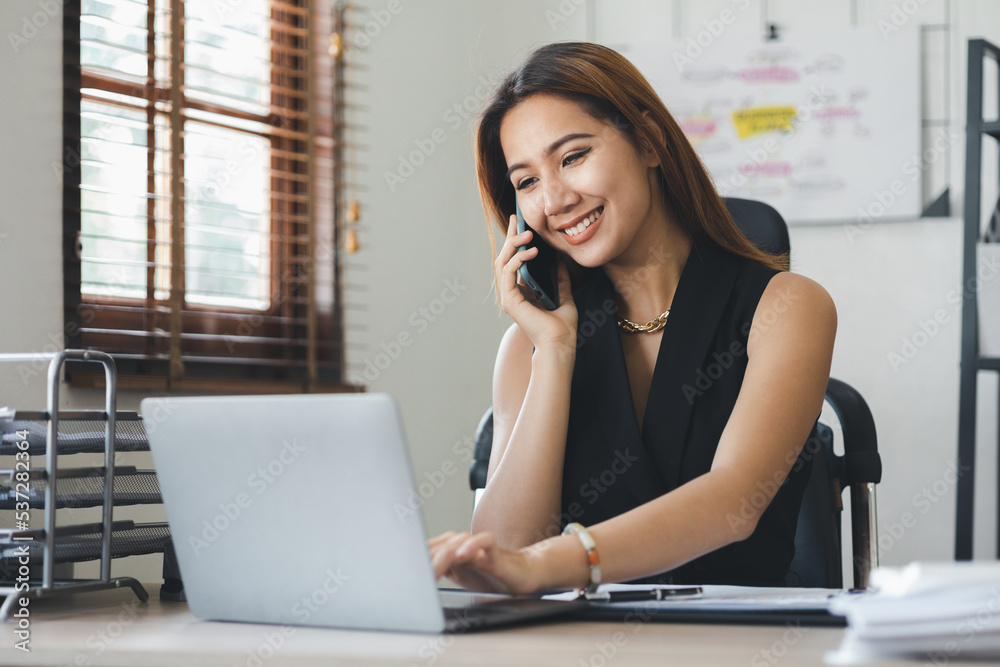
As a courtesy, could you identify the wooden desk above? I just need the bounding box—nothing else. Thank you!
[0,585,903,666]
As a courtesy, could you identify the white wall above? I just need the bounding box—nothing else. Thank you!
[2,0,1000,588]
[0,1,65,407]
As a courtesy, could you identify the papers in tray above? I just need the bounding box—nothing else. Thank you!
[828,561,1000,663]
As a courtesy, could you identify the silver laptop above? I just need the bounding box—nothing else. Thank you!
[141,393,580,633]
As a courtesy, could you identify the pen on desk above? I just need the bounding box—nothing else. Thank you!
[586,587,703,603]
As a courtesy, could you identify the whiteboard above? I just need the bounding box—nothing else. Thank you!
[622,27,921,224]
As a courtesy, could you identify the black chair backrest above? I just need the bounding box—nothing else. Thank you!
[723,197,790,256]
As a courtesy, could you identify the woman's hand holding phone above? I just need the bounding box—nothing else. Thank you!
[494,210,577,357]
[515,200,560,311]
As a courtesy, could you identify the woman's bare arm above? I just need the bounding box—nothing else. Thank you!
[470,323,574,547]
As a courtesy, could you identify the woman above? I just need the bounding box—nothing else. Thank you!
[430,42,836,594]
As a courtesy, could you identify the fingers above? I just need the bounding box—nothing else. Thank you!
[454,531,496,560]
[496,214,530,264]
[430,532,478,579]
[505,213,518,238]
[426,531,537,595]
[429,531,497,580]
[499,248,538,307]
[427,531,460,549]
[496,217,539,312]
[430,532,462,579]
[493,216,532,274]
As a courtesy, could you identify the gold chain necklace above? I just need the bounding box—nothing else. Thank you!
[617,308,670,334]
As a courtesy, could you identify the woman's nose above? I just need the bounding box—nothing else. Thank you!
[542,178,580,218]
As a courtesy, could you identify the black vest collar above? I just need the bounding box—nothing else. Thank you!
[576,243,740,494]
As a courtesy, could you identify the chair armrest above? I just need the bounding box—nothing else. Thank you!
[468,407,494,490]
[825,378,881,484]
[824,377,880,589]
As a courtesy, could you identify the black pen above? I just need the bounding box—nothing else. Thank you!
[585,586,703,603]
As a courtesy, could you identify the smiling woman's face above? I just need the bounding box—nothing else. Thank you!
[499,94,663,269]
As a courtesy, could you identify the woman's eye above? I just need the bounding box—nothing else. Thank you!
[515,177,537,191]
[563,148,591,167]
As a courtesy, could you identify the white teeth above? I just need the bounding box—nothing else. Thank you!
[563,208,603,237]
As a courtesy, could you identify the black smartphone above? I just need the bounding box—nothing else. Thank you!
[515,197,560,311]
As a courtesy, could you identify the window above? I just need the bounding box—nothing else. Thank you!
[62,0,346,391]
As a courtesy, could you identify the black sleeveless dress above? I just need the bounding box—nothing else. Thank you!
[560,242,815,586]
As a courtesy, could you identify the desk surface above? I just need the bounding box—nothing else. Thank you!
[0,585,916,667]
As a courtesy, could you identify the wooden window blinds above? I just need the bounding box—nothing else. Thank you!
[62,0,349,392]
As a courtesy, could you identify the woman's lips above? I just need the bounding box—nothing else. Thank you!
[559,207,604,246]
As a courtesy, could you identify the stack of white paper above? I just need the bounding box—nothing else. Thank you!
[828,562,1000,663]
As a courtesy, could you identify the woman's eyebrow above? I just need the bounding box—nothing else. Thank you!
[505,132,595,179]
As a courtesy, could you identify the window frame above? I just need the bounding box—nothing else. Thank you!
[62,0,350,393]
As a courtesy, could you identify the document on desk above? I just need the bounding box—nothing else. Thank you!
[828,561,1000,663]
[544,583,848,626]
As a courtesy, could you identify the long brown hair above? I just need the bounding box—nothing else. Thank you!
[475,42,788,273]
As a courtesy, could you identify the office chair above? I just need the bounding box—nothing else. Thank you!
[468,197,882,590]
